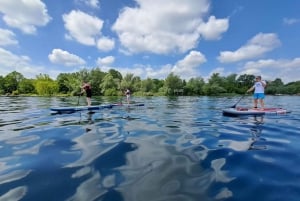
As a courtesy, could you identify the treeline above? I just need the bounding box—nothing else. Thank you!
[0,68,300,96]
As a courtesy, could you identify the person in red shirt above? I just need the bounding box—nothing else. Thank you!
[81,82,92,106]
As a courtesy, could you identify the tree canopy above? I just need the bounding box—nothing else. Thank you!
[1,68,299,96]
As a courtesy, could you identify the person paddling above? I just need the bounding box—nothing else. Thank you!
[125,88,131,104]
[81,82,92,106]
[247,75,267,110]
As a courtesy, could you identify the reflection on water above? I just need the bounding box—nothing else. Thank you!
[0,96,300,201]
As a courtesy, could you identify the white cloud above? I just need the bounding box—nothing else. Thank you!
[218,33,281,63]
[97,51,207,80]
[197,16,229,40]
[112,0,228,54]
[76,0,100,8]
[63,10,103,46]
[0,47,48,78]
[239,58,300,83]
[96,56,115,66]
[172,50,207,79]
[145,64,173,79]
[283,18,300,25]
[96,37,115,51]
[0,0,51,34]
[48,49,86,66]
[0,28,18,46]
[0,48,30,69]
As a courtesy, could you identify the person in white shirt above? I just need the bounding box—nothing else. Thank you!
[125,89,131,104]
[247,76,267,109]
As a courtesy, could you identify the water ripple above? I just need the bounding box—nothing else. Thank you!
[0,96,300,201]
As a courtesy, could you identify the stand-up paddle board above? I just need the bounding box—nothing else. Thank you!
[111,103,145,107]
[223,107,289,116]
[50,103,145,113]
[50,104,113,113]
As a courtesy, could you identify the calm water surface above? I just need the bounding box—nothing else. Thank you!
[0,96,300,201]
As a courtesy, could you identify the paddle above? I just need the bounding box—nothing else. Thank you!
[77,92,81,106]
[230,93,246,108]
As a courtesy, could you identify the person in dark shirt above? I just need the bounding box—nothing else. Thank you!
[81,82,92,106]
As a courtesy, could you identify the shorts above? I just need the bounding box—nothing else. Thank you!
[253,93,264,99]
[86,89,92,98]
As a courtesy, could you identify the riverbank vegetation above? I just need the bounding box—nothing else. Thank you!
[1,68,299,96]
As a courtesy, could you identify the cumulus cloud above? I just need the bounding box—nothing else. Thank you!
[96,37,115,51]
[239,58,300,83]
[197,16,229,40]
[63,10,103,46]
[145,64,173,79]
[0,48,30,67]
[97,51,207,80]
[48,49,86,66]
[218,33,281,63]
[0,0,51,34]
[112,0,228,54]
[96,56,115,66]
[172,51,207,79]
[0,28,18,46]
[0,47,48,78]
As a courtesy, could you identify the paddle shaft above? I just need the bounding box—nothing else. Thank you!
[231,94,246,108]
[77,93,81,106]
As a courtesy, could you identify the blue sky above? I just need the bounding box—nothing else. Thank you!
[0,0,300,83]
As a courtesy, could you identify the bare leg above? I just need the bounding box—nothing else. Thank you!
[127,95,130,104]
[253,99,258,108]
[87,97,91,106]
[259,99,264,109]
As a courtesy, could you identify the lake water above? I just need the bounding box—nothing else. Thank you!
[0,95,300,201]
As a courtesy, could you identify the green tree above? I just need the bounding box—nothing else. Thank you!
[185,77,205,95]
[132,76,141,92]
[224,74,238,93]
[108,69,122,80]
[236,74,255,93]
[141,78,154,93]
[164,73,183,95]
[152,79,164,93]
[18,79,35,94]
[35,74,58,96]
[100,74,118,96]
[204,73,226,95]
[89,68,106,95]
[3,71,24,94]
[120,73,134,91]
[56,73,71,94]
[0,76,4,94]
[265,78,284,95]
[284,81,300,94]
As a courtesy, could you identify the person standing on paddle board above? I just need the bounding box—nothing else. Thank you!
[81,82,92,106]
[125,88,131,104]
[247,75,267,109]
